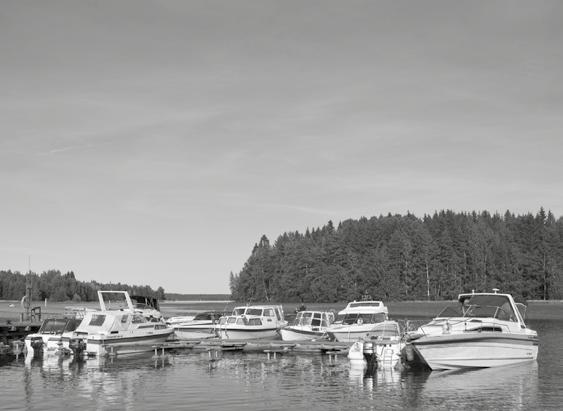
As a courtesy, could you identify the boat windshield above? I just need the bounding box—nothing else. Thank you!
[462,295,517,321]
[245,308,263,316]
[340,312,387,325]
[436,305,463,318]
[371,323,401,337]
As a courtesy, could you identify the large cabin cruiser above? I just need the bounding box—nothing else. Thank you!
[69,291,174,357]
[405,289,538,370]
[280,310,334,341]
[326,300,389,342]
[215,305,287,340]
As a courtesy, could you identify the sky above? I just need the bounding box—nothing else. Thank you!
[1,0,563,294]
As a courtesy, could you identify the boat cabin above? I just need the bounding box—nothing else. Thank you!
[231,305,284,321]
[73,311,168,337]
[335,300,389,324]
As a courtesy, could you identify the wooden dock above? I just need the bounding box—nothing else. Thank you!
[0,321,40,345]
[151,338,352,357]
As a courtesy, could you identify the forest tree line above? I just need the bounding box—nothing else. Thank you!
[230,208,563,303]
[0,270,165,302]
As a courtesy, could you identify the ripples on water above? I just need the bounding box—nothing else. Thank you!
[1,319,561,411]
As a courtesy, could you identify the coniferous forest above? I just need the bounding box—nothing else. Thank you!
[0,270,165,302]
[230,209,563,303]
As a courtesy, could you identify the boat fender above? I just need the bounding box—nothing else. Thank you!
[405,344,415,362]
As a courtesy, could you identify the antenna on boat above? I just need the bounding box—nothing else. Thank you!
[492,288,499,294]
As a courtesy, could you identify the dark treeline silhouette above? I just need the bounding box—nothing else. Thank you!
[0,270,165,302]
[165,293,232,301]
[230,208,563,303]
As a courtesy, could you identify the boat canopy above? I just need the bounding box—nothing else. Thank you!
[338,300,388,316]
[38,318,81,334]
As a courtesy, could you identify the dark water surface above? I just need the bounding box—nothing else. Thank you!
[1,319,561,410]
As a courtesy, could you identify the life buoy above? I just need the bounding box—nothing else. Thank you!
[357,318,363,325]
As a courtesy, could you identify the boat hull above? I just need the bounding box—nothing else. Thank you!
[411,333,538,370]
[280,327,327,341]
[348,340,403,369]
[83,329,174,356]
[216,327,279,340]
[173,326,216,340]
[25,334,73,357]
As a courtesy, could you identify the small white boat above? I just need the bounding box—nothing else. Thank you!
[215,305,287,340]
[166,315,195,325]
[280,311,334,341]
[347,321,403,369]
[405,289,538,370]
[69,290,174,357]
[327,300,389,342]
[24,317,82,357]
[172,311,227,340]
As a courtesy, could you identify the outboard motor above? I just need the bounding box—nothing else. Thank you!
[363,341,378,375]
[69,338,87,358]
[29,336,44,357]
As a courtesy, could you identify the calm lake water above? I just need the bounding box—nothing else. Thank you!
[1,318,561,410]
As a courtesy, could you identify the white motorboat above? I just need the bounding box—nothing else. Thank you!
[166,315,195,325]
[347,321,404,369]
[24,317,82,357]
[326,300,389,342]
[280,310,334,341]
[172,311,227,340]
[215,305,287,340]
[405,289,538,370]
[68,290,174,357]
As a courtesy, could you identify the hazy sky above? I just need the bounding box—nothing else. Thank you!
[1,0,562,294]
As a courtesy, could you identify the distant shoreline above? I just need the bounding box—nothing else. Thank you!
[1,299,561,322]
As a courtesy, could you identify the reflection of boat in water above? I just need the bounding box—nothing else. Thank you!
[348,360,403,391]
[171,311,227,340]
[280,311,334,341]
[69,291,174,357]
[347,321,403,369]
[405,289,538,370]
[24,317,82,358]
[215,305,287,340]
[326,300,389,342]
[421,362,538,408]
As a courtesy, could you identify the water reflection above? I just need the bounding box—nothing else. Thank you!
[3,345,548,411]
[21,353,171,410]
[420,362,539,410]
